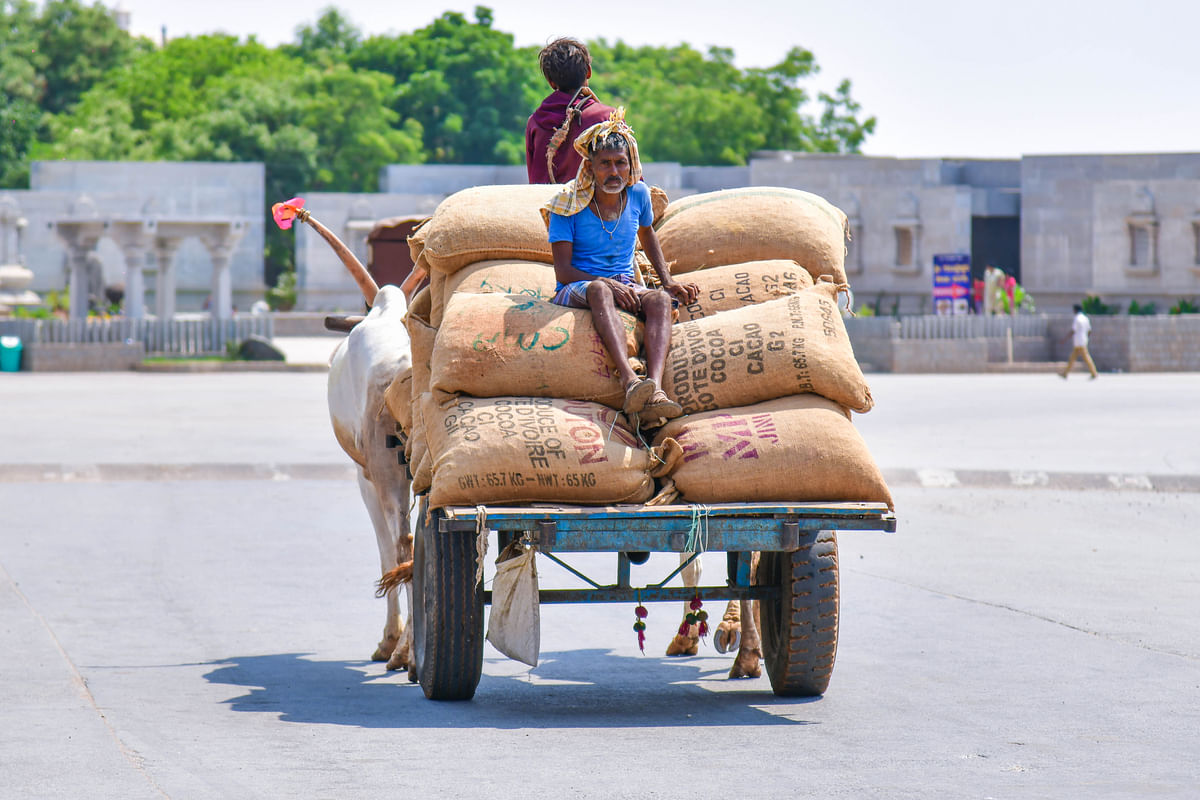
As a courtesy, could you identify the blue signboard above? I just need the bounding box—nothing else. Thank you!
[932,253,971,315]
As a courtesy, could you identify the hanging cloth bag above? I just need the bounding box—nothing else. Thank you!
[486,541,541,667]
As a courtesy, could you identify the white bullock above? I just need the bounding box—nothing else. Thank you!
[327,284,416,672]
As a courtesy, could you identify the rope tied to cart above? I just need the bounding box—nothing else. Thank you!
[474,504,489,587]
[685,504,711,555]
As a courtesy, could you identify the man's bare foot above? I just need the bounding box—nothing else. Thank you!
[623,378,656,415]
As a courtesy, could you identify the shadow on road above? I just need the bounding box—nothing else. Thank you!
[203,650,820,729]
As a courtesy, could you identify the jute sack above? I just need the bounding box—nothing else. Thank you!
[405,389,428,472]
[431,292,642,409]
[428,267,448,328]
[410,391,438,494]
[655,187,849,285]
[407,218,429,265]
[428,395,680,507]
[405,287,436,398]
[652,394,893,509]
[663,281,873,414]
[384,369,413,436]
[422,185,562,275]
[676,260,814,322]
[432,259,558,327]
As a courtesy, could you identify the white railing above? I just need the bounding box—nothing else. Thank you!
[0,315,274,355]
[845,314,1050,340]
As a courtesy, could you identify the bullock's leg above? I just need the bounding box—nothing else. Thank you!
[714,599,741,654]
[729,553,762,679]
[665,553,701,656]
[358,471,403,664]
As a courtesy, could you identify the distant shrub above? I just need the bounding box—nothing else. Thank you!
[1169,298,1199,315]
[1128,299,1158,316]
[1080,295,1119,315]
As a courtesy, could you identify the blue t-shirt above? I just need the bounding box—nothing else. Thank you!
[547,181,654,283]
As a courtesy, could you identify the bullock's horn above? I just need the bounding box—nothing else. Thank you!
[294,207,380,306]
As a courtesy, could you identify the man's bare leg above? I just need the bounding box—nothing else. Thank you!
[584,280,639,388]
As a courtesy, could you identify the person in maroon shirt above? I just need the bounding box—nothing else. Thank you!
[526,37,616,184]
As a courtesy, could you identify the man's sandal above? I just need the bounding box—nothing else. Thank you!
[622,378,657,415]
[639,390,683,426]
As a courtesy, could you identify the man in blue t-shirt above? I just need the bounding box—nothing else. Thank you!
[544,109,698,423]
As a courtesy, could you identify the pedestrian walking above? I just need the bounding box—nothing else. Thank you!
[1060,304,1098,379]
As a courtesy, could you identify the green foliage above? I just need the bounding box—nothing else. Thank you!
[1080,295,1119,315]
[39,34,423,275]
[1169,298,1199,315]
[0,0,150,187]
[1127,299,1157,316]
[588,41,874,164]
[265,270,297,311]
[348,8,539,163]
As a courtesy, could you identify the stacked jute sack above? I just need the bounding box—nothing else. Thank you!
[388,184,892,510]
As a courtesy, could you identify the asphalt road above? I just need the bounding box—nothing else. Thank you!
[1,371,1197,799]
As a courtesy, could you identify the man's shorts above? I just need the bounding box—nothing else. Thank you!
[552,275,656,309]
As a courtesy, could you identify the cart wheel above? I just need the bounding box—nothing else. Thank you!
[759,529,839,697]
[411,507,483,701]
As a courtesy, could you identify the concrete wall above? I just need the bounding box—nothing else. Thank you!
[25,161,264,311]
[1020,154,1200,313]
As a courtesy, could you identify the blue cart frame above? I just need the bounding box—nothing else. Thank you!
[410,499,896,701]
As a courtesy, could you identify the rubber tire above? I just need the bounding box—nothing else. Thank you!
[759,529,839,697]
[411,508,484,701]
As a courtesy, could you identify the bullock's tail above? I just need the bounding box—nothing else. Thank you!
[374,561,414,597]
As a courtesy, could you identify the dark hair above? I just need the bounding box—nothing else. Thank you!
[1073,304,1083,313]
[589,131,628,156]
[539,37,591,93]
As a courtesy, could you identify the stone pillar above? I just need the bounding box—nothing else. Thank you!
[52,217,106,320]
[110,221,155,319]
[201,221,246,321]
[154,236,183,319]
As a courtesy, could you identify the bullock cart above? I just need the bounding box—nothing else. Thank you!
[410,498,895,701]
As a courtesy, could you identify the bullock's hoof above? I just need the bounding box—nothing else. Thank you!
[386,644,411,672]
[371,645,391,662]
[714,621,741,654]
[407,662,418,684]
[728,647,762,679]
[665,630,699,657]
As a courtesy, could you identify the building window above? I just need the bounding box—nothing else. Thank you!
[1125,219,1157,274]
[893,225,917,270]
[1193,219,1200,269]
[1125,186,1158,275]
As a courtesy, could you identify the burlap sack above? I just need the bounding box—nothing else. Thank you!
[422,185,562,275]
[655,187,849,285]
[406,218,429,265]
[405,287,436,399]
[427,396,680,507]
[384,369,413,435]
[649,185,669,225]
[676,260,814,322]
[428,267,448,328]
[410,392,438,494]
[443,259,558,304]
[433,259,559,328]
[406,389,429,471]
[653,394,893,509]
[663,281,873,414]
[431,292,642,409]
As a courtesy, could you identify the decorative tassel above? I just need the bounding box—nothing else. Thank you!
[686,594,709,639]
[633,602,648,653]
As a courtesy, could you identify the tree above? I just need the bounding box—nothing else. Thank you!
[282,6,362,63]
[33,0,149,115]
[588,40,875,164]
[348,7,540,163]
[40,34,423,277]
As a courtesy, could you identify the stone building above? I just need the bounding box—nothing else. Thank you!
[9,153,1200,316]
